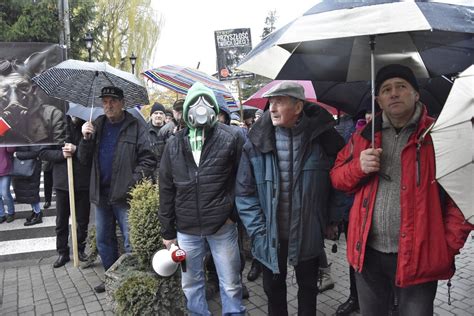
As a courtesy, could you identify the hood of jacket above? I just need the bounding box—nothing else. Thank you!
[182,82,220,128]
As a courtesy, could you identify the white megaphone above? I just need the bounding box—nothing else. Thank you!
[152,244,186,277]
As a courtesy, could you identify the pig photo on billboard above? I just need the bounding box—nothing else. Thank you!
[0,43,65,146]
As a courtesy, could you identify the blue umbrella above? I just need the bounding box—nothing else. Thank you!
[67,103,147,126]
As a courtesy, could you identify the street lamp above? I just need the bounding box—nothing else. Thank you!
[129,52,137,74]
[84,32,93,62]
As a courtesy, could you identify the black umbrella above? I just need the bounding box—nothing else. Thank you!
[239,1,473,81]
[238,0,472,145]
[314,76,453,117]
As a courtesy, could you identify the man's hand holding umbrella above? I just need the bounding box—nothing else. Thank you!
[81,121,95,140]
[360,148,383,174]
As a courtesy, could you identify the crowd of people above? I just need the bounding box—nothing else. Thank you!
[1,64,472,316]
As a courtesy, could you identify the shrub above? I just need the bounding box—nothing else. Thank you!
[114,179,186,315]
[128,179,162,270]
[114,271,158,315]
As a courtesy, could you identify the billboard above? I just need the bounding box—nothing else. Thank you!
[215,28,254,81]
[0,43,65,146]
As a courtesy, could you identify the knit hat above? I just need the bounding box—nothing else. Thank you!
[150,102,166,115]
[375,64,419,95]
[262,81,306,101]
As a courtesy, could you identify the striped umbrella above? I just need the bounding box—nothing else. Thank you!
[32,59,149,109]
[142,65,236,107]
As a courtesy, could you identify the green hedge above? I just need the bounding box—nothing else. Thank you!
[113,179,185,315]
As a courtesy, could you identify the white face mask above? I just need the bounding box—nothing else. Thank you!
[186,96,217,128]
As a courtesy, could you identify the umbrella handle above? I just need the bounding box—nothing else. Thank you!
[370,35,376,149]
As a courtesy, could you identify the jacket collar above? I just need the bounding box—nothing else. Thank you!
[360,102,433,142]
[96,111,136,131]
[149,122,165,137]
[248,103,336,153]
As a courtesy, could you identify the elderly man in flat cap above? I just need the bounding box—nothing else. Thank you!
[236,81,344,315]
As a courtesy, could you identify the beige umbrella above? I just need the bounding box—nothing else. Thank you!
[431,65,474,224]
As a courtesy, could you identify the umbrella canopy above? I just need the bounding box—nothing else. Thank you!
[238,0,472,146]
[312,76,453,117]
[244,80,339,115]
[32,59,149,109]
[142,65,236,107]
[238,1,474,81]
[67,103,147,126]
[430,65,474,224]
[244,80,317,106]
[227,103,260,112]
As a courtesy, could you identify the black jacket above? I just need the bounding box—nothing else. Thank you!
[39,117,91,191]
[12,146,42,204]
[78,112,157,205]
[158,123,244,239]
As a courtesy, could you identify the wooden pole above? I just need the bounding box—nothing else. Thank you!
[67,157,79,267]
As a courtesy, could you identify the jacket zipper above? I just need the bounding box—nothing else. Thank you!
[416,142,421,187]
[195,170,203,237]
[287,130,295,263]
[271,154,279,272]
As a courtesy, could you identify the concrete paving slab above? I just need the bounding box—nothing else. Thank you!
[0,235,472,315]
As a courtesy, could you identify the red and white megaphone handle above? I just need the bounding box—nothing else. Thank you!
[169,244,187,272]
[152,243,187,276]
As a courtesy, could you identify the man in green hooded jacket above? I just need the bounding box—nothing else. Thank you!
[158,82,246,315]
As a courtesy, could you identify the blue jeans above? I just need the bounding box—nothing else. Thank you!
[94,197,131,270]
[178,223,246,316]
[31,202,41,214]
[0,176,14,217]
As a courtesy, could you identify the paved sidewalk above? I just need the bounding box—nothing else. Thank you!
[1,235,473,315]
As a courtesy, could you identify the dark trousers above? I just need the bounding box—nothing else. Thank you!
[43,170,53,203]
[55,189,91,255]
[355,247,437,316]
[262,240,319,316]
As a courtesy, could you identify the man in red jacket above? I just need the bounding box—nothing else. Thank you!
[330,64,473,316]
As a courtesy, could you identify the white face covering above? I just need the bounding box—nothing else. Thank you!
[186,96,217,128]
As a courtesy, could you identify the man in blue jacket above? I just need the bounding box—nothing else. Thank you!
[235,81,344,315]
[79,86,156,293]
